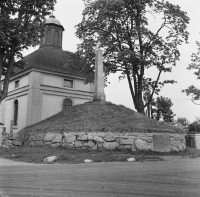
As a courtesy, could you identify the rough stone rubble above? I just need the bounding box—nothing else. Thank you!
[1,131,186,152]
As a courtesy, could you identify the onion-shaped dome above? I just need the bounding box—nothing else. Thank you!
[44,15,64,31]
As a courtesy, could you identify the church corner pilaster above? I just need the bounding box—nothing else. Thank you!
[26,71,43,126]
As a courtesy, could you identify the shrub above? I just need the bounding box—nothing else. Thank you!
[188,119,200,132]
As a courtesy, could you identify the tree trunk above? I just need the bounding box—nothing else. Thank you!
[126,72,136,107]
[0,55,15,104]
[126,72,145,114]
[135,92,145,114]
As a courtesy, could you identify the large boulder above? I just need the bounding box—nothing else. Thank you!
[62,142,74,148]
[120,138,134,145]
[77,135,87,141]
[103,142,119,150]
[104,133,116,142]
[87,132,96,139]
[2,140,13,147]
[93,136,104,143]
[51,143,60,148]
[35,134,44,141]
[51,134,62,143]
[44,133,56,142]
[8,133,19,140]
[170,136,186,151]
[83,141,95,148]
[64,133,76,143]
[74,141,83,148]
[135,139,152,151]
[35,141,44,146]
[12,140,22,146]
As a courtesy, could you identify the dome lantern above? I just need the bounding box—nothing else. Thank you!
[40,15,65,49]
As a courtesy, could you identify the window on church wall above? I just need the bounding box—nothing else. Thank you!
[63,99,72,110]
[15,80,19,89]
[64,79,73,88]
[13,100,18,126]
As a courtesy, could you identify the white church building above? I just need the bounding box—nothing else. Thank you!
[0,16,94,133]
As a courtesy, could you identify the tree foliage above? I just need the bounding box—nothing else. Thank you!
[188,118,200,132]
[152,96,175,123]
[76,0,189,113]
[182,41,200,104]
[176,117,190,127]
[0,0,56,103]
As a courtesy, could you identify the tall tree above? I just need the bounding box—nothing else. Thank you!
[0,0,56,103]
[176,117,189,131]
[183,41,200,104]
[152,96,175,123]
[176,117,190,127]
[76,0,189,114]
[188,118,200,132]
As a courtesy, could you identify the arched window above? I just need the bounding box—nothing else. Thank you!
[46,30,51,44]
[13,100,18,126]
[54,31,59,46]
[63,99,72,110]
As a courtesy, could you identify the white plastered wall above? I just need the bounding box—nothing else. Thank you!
[42,73,94,92]
[195,134,200,149]
[42,73,63,87]
[0,73,29,133]
[41,94,92,121]
[4,95,28,133]
[8,74,29,92]
[0,100,5,124]
[42,94,63,120]
[41,72,94,121]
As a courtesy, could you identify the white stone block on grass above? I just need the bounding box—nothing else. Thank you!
[127,158,136,162]
[43,156,57,163]
[84,159,93,163]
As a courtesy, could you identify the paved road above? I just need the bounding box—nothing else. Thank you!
[0,157,200,197]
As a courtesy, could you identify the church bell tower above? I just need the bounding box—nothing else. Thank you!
[40,15,65,49]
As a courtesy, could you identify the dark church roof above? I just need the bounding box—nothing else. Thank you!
[12,46,84,77]
[12,16,84,78]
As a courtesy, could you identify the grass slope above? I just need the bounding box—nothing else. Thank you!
[20,101,182,135]
[1,147,200,164]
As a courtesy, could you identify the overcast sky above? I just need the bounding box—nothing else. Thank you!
[24,0,200,122]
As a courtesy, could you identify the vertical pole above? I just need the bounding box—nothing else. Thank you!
[0,125,4,147]
[10,120,13,134]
